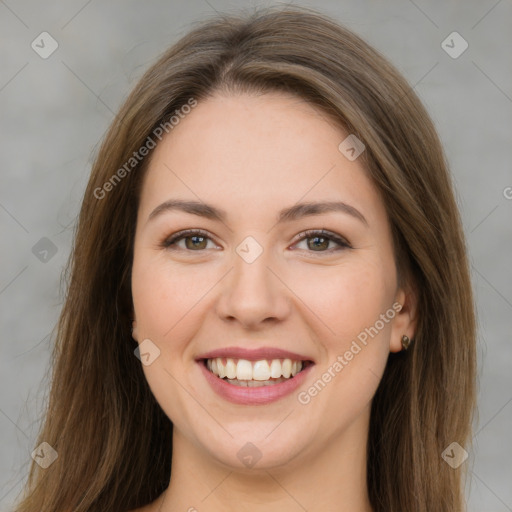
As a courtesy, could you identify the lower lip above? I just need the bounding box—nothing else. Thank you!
[198,360,314,405]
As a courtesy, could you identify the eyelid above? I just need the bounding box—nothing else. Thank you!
[291,229,351,251]
[161,228,221,250]
[161,228,351,253]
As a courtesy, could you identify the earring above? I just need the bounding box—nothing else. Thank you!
[401,335,411,350]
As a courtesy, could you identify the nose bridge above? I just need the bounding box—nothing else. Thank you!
[216,236,290,326]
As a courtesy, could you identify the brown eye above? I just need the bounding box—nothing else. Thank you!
[185,235,208,250]
[161,229,219,251]
[293,229,350,253]
[307,235,330,251]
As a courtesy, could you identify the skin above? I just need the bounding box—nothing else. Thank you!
[130,91,416,512]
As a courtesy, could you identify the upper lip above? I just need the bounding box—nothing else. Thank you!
[196,346,314,362]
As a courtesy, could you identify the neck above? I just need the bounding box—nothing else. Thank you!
[159,410,373,512]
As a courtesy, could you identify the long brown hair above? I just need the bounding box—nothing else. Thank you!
[14,5,476,511]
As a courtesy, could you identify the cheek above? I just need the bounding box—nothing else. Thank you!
[132,254,210,338]
[131,255,208,422]
[291,267,394,420]
[284,256,394,345]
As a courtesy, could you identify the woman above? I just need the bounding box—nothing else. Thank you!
[15,5,476,511]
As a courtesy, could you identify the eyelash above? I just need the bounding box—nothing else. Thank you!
[160,228,351,254]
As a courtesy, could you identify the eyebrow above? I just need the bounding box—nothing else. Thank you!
[147,199,368,227]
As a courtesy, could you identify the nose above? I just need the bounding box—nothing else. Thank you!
[215,245,291,329]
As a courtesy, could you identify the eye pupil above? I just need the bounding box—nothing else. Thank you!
[185,235,207,250]
[308,236,329,251]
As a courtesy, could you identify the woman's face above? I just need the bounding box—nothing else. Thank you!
[131,92,414,471]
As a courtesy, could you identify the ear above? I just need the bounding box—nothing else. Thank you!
[131,319,139,342]
[389,286,418,353]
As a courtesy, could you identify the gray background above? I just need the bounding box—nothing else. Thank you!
[1,0,511,510]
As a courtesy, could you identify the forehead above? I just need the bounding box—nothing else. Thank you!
[138,92,385,227]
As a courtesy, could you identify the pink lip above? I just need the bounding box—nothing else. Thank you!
[196,346,314,362]
[197,360,315,405]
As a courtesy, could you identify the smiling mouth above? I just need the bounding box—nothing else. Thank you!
[202,357,314,387]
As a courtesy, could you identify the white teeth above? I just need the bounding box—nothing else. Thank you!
[282,359,292,378]
[270,359,282,378]
[252,360,270,381]
[206,357,306,381]
[217,359,226,378]
[236,359,253,380]
[225,358,237,379]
